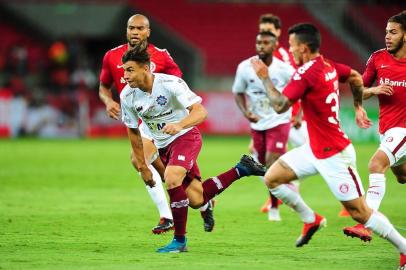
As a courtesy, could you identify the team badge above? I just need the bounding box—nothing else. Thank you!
[386,136,393,142]
[156,95,168,106]
[339,183,350,194]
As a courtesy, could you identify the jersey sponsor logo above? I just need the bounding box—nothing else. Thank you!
[150,61,156,72]
[156,95,168,106]
[339,183,350,194]
[178,155,185,161]
[379,77,406,87]
[293,60,316,80]
[325,69,337,81]
[144,110,173,120]
[136,106,143,112]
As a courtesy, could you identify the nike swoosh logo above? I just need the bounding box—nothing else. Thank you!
[117,65,122,68]
[380,65,388,68]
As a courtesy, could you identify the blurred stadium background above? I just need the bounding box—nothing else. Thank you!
[0,0,404,141]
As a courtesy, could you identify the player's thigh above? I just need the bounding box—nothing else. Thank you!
[251,129,266,164]
[142,137,158,163]
[378,127,406,167]
[165,165,187,189]
[265,123,290,166]
[317,144,365,202]
[185,179,204,208]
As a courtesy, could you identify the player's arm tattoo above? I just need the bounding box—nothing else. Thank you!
[347,69,364,108]
[261,77,291,113]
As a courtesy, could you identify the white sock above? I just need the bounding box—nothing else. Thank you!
[364,211,406,253]
[145,165,173,220]
[200,202,209,212]
[270,185,314,223]
[366,173,386,211]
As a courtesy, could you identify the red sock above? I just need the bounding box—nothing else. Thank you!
[167,186,189,237]
[202,167,240,203]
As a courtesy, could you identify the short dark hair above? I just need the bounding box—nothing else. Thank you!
[288,23,321,53]
[122,45,150,66]
[388,10,406,32]
[258,31,277,39]
[258,13,281,29]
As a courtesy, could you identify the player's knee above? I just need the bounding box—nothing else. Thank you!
[264,175,281,189]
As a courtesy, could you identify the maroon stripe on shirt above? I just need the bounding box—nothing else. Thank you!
[348,167,362,197]
[392,136,406,156]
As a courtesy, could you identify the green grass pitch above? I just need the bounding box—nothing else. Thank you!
[1,137,404,270]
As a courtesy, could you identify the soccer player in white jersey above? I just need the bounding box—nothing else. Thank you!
[343,11,406,250]
[251,23,406,269]
[233,31,296,221]
[119,47,266,253]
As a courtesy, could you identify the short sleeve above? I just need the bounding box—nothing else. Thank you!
[99,52,113,86]
[232,64,247,94]
[163,50,183,78]
[362,54,377,87]
[171,78,202,108]
[333,62,351,83]
[120,95,139,129]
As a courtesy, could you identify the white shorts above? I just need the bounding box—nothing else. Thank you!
[289,121,308,148]
[378,127,406,167]
[280,143,364,201]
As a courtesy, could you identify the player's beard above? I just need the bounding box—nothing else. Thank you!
[387,35,404,54]
[129,40,148,51]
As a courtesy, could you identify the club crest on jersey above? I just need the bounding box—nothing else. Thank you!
[386,136,393,142]
[156,95,168,106]
[339,183,350,194]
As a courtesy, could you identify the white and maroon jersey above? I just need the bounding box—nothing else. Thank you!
[232,56,295,131]
[362,49,406,134]
[283,56,352,159]
[120,73,202,149]
[100,43,182,94]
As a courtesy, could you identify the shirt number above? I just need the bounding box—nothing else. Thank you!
[325,92,339,124]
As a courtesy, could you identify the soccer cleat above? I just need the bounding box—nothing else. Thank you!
[399,253,406,270]
[235,155,266,177]
[296,213,327,247]
[200,199,215,232]
[343,223,373,242]
[156,238,187,253]
[338,207,350,217]
[268,207,281,221]
[152,218,174,235]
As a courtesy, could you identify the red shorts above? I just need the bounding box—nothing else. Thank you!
[251,123,290,164]
[158,127,202,188]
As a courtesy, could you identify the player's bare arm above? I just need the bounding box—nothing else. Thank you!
[251,58,291,113]
[162,103,208,135]
[234,93,260,123]
[346,69,372,129]
[99,83,121,120]
[127,127,155,187]
[363,84,394,100]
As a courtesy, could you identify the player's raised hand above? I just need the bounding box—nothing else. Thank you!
[106,100,121,120]
[140,167,155,188]
[162,123,183,135]
[245,111,260,123]
[369,84,394,96]
[250,58,269,80]
[355,106,372,129]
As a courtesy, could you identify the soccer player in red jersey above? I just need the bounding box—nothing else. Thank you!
[251,23,406,269]
[343,11,406,249]
[256,13,306,218]
[99,14,214,234]
[119,47,266,252]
